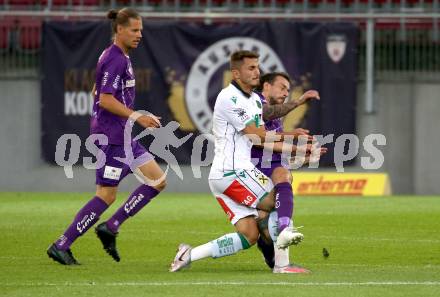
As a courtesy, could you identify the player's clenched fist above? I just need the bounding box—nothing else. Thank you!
[295,90,320,106]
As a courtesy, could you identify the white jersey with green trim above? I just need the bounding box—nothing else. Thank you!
[209,83,264,180]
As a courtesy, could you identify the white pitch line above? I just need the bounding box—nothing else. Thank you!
[316,236,440,244]
[2,281,440,287]
[144,230,440,244]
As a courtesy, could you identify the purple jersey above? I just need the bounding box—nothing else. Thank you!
[91,44,136,144]
[251,93,283,166]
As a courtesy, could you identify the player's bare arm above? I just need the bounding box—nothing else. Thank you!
[243,122,314,143]
[91,84,96,96]
[262,90,320,121]
[256,141,327,155]
[99,93,161,128]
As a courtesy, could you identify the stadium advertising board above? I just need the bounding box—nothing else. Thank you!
[292,172,392,196]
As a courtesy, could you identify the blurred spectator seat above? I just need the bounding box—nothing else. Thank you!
[0,19,14,51]
[17,20,41,51]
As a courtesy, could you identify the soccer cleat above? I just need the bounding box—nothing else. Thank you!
[256,237,275,269]
[169,243,192,272]
[276,226,304,249]
[273,264,311,274]
[47,244,80,265]
[95,222,120,262]
[66,249,81,265]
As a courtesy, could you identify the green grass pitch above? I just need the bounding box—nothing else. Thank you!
[1,192,439,296]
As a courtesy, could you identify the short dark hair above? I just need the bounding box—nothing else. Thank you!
[107,8,140,34]
[255,72,291,92]
[230,50,259,70]
[260,72,291,86]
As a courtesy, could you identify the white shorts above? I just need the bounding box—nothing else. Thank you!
[209,168,274,225]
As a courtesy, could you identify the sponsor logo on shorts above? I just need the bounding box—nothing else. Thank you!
[103,166,122,180]
[249,169,269,186]
[223,180,257,207]
[216,197,235,221]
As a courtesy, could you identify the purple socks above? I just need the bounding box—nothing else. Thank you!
[274,182,294,232]
[106,184,159,233]
[54,185,159,250]
[55,196,109,251]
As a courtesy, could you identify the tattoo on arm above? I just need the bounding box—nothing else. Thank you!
[262,101,298,121]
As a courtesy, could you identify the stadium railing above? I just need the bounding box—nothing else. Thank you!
[0,0,438,12]
[0,9,439,112]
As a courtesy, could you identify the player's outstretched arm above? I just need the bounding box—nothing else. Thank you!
[262,90,320,121]
[99,93,161,128]
[243,123,313,143]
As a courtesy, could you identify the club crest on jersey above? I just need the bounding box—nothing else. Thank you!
[185,37,286,135]
[233,108,249,121]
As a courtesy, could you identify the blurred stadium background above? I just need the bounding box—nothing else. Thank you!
[0,3,439,193]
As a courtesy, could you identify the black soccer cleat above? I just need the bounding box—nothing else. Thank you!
[47,244,80,265]
[257,236,275,269]
[95,222,120,262]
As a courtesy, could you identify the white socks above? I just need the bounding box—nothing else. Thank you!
[190,232,250,261]
[274,245,290,267]
[268,210,291,267]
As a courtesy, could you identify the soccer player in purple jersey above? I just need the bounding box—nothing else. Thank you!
[252,72,321,270]
[47,8,166,265]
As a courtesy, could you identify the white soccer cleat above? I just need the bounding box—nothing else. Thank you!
[273,264,311,274]
[276,226,304,249]
[169,243,192,272]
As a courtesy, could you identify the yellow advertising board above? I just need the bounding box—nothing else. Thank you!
[292,172,392,196]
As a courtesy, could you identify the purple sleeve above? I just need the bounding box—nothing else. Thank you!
[257,92,267,104]
[99,57,126,96]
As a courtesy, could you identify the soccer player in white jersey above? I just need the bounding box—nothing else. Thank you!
[170,51,316,273]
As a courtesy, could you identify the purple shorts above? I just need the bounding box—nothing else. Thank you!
[96,140,154,187]
[256,160,284,178]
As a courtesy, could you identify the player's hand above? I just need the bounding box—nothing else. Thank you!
[290,128,314,141]
[308,143,328,156]
[295,143,313,154]
[317,147,328,155]
[306,147,328,163]
[295,90,320,106]
[137,114,162,129]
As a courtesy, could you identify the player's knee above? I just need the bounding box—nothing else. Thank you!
[242,229,259,246]
[247,232,259,246]
[96,186,117,205]
[272,168,292,184]
[98,193,116,205]
[153,179,167,192]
